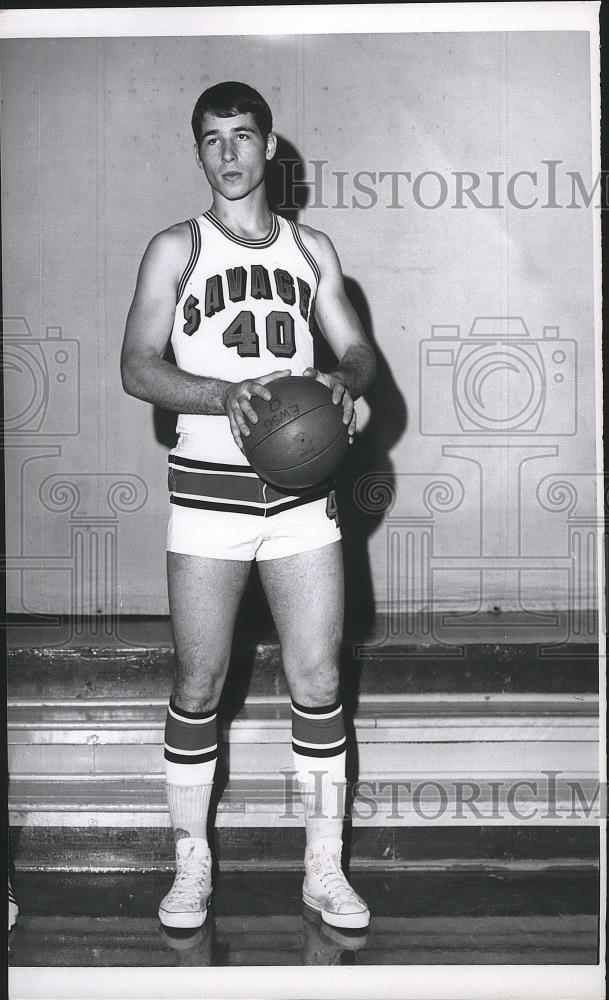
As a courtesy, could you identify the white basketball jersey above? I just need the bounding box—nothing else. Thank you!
[171,211,320,464]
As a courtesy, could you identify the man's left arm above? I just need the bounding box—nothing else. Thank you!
[301,229,377,440]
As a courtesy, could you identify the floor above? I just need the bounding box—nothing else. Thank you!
[8,869,599,966]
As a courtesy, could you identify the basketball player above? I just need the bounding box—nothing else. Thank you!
[121,82,376,932]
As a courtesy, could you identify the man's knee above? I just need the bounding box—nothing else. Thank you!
[285,643,340,704]
[172,658,227,712]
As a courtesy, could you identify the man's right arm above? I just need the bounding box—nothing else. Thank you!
[120,225,230,414]
[120,226,291,450]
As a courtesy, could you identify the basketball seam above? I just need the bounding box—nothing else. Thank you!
[262,424,347,474]
[247,399,340,457]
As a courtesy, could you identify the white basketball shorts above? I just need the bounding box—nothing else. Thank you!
[166,434,341,561]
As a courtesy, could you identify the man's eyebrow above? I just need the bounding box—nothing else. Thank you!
[201,125,256,140]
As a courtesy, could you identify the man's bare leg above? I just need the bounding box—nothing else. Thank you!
[159,551,251,928]
[258,541,369,928]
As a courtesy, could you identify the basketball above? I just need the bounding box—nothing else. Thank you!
[242,376,349,490]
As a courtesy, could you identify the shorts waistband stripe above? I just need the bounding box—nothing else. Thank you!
[171,470,262,502]
[171,495,267,515]
[168,454,256,474]
[170,493,327,516]
[172,491,266,508]
[264,490,327,515]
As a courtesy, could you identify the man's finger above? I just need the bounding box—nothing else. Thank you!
[249,383,273,401]
[341,392,354,423]
[241,400,259,424]
[234,409,251,437]
[258,369,292,385]
[332,382,346,405]
[228,414,244,452]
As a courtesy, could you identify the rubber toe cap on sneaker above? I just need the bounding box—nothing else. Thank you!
[158,906,208,929]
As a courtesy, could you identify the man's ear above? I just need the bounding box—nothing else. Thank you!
[265,132,277,161]
[193,142,204,170]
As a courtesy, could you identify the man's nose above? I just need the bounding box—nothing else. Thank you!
[221,141,236,162]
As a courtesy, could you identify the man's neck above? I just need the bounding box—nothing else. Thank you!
[209,190,273,239]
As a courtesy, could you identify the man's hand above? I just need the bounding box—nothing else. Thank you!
[224,369,292,452]
[303,367,356,442]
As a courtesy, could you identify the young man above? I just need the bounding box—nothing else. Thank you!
[121,81,376,932]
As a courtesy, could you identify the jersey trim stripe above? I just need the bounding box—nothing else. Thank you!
[287,220,321,285]
[176,218,202,303]
[203,210,280,248]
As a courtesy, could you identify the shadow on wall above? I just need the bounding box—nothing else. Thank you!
[152,135,408,635]
[334,279,407,636]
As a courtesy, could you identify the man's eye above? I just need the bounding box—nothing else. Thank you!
[237,133,249,140]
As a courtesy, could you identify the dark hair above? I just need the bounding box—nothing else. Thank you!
[191,81,273,144]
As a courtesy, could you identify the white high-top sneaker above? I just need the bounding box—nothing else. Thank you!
[158,838,212,929]
[302,838,370,930]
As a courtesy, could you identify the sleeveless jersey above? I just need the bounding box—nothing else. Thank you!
[170,211,320,465]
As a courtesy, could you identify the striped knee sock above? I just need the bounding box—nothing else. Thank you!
[164,698,218,844]
[291,698,347,847]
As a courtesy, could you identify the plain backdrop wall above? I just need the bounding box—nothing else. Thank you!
[2,32,599,620]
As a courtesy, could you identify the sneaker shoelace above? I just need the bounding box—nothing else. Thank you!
[316,856,361,909]
[168,855,210,906]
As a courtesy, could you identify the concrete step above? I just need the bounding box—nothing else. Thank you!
[7,692,600,734]
[10,823,600,872]
[7,619,601,873]
[6,641,600,699]
[7,692,599,778]
[9,769,601,831]
[5,611,599,650]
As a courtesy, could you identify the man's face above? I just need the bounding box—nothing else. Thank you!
[194,112,276,201]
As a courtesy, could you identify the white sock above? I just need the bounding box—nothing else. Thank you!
[166,782,214,845]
